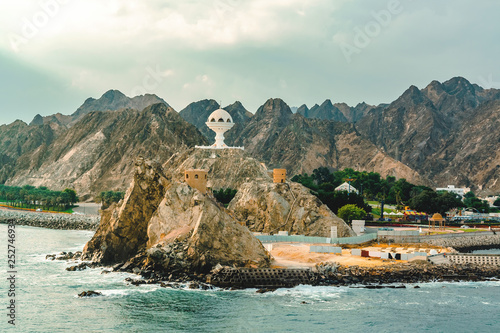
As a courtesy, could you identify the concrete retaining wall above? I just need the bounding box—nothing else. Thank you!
[256,233,377,245]
[447,254,500,265]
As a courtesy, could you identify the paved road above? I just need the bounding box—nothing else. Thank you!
[72,202,101,216]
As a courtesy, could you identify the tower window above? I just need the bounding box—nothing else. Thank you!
[186,174,189,179]
[195,174,199,179]
[210,118,216,122]
[218,118,224,122]
[227,119,231,122]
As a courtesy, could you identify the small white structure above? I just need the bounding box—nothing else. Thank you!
[352,220,365,236]
[195,108,244,150]
[436,185,470,197]
[335,182,359,194]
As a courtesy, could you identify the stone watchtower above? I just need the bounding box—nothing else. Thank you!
[184,169,208,194]
[273,169,286,183]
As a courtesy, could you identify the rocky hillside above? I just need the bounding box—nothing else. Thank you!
[6,104,207,199]
[0,120,65,183]
[229,181,354,237]
[179,99,252,140]
[357,77,500,193]
[226,98,425,184]
[163,148,271,190]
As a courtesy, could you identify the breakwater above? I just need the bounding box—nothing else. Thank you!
[0,209,100,230]
[204,262,500,288]
[378,231,500,252]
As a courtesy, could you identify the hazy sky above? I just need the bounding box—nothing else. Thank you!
[1,0,499,125]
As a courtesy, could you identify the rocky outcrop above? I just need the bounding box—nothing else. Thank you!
[83,158,169,263]
[228,181,355,237]
[83,156,270,274]
[146,182,270,272]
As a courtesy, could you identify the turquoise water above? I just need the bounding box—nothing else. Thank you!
[1,224,500,332]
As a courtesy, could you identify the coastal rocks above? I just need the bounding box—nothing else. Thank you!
[314,261,500,286]
[0,210,99,230]
[228,181,355,237]
[146,181,271,272]
[83,156,270,277]
[425,233,500,252]
[78,291,102,297]
[83,158,169,264]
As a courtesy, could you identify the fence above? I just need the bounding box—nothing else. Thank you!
[255,233,377,245]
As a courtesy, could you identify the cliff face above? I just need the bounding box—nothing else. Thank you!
[83,157,270,272]
[229,181,355,238]
[6,104,207,198]
[83,158,168,263]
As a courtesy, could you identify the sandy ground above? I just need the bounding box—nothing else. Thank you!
[269,242,448,269]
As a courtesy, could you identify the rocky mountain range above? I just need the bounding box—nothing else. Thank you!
[1,76,499,197]
[356,77,500,193]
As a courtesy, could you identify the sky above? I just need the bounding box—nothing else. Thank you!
[0,0,499,125]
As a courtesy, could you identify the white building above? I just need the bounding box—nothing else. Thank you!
[335,182,359,194]
[435,185,471,197]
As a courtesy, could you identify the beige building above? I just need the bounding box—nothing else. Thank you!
[273,169,286,183]
[184,169,208,194]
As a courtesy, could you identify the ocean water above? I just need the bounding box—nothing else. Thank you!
[1,224,500,333]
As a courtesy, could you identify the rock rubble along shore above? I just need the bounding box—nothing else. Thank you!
[0,209,100,230]
[314,261,500,286]
[426,234,500,252]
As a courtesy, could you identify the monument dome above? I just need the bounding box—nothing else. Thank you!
[195,107,244,150]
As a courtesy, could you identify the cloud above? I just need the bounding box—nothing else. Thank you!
[0,0,499,124]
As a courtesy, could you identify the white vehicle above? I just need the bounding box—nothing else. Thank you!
[36,208,42,212]
[460,225,470,229]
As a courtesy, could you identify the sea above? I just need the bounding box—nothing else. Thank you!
[1,224,499,333]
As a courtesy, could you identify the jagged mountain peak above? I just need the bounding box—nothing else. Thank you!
[442,76,476,96]
[29,114,44,126]
[254,98,293,120]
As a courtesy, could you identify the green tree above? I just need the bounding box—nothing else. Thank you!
[63,188,79,205]
[213,188,237,205]
[494,197,500,207]
[337,204,367,223]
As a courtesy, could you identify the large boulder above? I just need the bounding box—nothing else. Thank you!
[147,182,270,272]
[228,181,355,237]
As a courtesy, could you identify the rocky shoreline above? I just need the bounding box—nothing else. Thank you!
[0,209,100,230]
[425,233,500,253]
[52,250,500,291]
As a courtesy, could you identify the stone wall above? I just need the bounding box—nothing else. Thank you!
[0,209,100,230]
